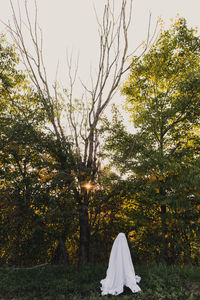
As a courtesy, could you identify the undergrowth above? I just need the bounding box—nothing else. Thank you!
[0,263,199,299]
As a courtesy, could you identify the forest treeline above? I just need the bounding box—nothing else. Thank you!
[0,9,200,267]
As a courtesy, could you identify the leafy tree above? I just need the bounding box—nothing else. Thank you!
[0,35,75,266]
[105,18,200,263]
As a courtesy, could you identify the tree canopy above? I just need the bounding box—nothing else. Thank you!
[0,9,200,267]
[105,18,200,264]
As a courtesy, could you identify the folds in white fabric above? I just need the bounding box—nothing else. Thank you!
[100,232,141,296]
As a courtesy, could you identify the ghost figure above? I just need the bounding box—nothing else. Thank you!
[100,233,141,296]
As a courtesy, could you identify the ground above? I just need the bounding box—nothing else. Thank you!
[0,263,200,299]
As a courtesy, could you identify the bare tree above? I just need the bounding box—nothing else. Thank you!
[4,0,153,265]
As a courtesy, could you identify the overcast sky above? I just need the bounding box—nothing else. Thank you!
[0,0,200,122]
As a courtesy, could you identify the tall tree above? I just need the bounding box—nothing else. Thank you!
[4,0,151,264]
[0,33,45,265]
[105,18,200,263]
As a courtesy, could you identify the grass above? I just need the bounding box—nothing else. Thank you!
[0,263,200,299]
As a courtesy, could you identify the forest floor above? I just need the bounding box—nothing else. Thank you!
[0,263,200,299]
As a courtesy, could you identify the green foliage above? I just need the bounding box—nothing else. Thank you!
[0,35,76,266]
[0,34,127,266]
[1,16,200,269]
[104,18,200,264]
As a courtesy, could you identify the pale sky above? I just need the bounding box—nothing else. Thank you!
[0,0,200,121]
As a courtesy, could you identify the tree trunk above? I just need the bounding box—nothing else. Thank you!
[161,204,168,262]
[79,195,90,265]
[51,236,69,265]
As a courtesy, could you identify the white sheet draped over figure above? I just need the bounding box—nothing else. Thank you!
[100,233,141,296]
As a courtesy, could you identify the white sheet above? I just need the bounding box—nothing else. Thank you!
[100,232,141,296]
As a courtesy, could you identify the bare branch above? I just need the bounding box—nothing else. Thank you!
[5,0,65,142]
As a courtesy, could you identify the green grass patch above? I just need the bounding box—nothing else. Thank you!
[0,263,200,299]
